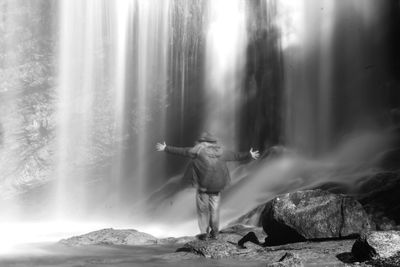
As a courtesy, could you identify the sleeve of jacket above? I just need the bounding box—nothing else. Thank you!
[221,150,251,161]
[164,146,197,158]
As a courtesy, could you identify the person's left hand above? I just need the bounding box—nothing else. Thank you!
[250,148,260,160]
[156,141,166,151]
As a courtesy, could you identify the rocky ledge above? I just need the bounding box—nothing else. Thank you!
[59,226,361,265]
[61,228,400,266]
[59,190,400,266]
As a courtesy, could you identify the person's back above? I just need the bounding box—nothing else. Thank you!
[156,132,259,240]
[190,142,230,193]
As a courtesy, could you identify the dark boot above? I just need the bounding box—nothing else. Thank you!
[209,229,219,240]
[196,233,209,241]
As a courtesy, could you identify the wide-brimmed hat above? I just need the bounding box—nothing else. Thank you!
[198,132,218,143]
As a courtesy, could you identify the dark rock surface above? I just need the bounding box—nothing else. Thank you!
[356,172,400,229]
[260,190,371,245]
[233,171,400,235]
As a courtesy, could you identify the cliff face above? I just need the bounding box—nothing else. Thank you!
[0,0,56,198]
[0,1,124,201]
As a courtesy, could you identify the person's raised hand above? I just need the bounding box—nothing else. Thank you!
[156,141,166,152]
[250,148,260,160]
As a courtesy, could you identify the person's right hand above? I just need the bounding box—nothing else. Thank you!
[250,148,260,160]
[156,141,166,151]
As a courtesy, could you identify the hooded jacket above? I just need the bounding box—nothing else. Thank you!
[165,142,251,193]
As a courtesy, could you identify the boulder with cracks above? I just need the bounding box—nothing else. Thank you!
[260,190,372,245]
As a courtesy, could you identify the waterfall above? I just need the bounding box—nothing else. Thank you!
[56,0,114,217]
[110,0,133,208]
[55,0,247,219]
[134,0,170,202]
[140,0,396,232]
[279,0,390,155]
[0,0,397,241]
[218,0,394,224]
[55,0,171,218]
[204,0,247,148]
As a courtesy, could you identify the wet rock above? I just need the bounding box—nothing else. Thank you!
[60,228,158,246]
[261,190,371,245]
[266,252,303,267]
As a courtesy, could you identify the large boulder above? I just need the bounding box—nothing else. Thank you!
[60,228,158,246]
[261,190,371,245]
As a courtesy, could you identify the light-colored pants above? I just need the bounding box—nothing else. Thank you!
[196,191,221,235]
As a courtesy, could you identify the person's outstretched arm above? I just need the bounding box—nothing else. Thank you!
[222,148,260,161]
[156,141,196,158]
